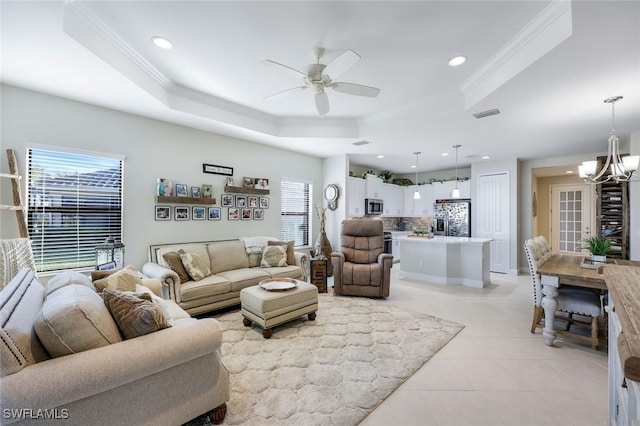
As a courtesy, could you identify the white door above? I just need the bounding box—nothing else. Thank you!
[550,184,593,254]
[476,173,510,273]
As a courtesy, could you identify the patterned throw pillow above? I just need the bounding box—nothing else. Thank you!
[180,252,212,281]
[267,240,295,265]
[93,266,142,293]
[162,249,191,283]
[102,289,171,339]
[261,245,287,267]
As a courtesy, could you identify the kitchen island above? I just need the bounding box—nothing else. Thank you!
[399,236,491,288]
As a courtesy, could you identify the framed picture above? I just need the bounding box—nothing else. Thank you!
[226,177,234,187]
[241,208,252,220]
[208,207,221,221]
[157,178,172,196]
[243,177,254,188]
[155,206,171,221]
[235,195,247,208]
[202,184,213,198]
[97,261,117,271]
[228,208,240,221]
[175,184,188,197]
[259,197,269,209]
[248,196,258,208]
[221,194,233,207]
[254,178,269,190]
[253,209,264,220]
[175,206,189,221]
[192,206,206,220]
[191,186,201,198]
[202,163,233,176]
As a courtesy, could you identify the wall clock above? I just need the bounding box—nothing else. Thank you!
[324,184,339,211]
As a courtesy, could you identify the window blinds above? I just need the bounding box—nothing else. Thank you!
[27,148,123,272]
[280,179,310,247]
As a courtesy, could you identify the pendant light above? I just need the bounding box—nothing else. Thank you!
[451,145,461,198]
[413,152,421,199]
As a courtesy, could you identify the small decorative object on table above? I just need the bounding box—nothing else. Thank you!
[583,235,612,264]
[259,277,298,291]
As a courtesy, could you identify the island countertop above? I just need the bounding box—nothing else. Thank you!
[397,236,492,244]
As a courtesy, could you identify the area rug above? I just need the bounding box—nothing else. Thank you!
[187,293,463,425]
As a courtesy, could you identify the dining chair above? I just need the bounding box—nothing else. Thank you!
[524,237,602,349]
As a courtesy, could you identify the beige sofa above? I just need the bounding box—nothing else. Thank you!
[142,238,309,316]
[0,267,229,426]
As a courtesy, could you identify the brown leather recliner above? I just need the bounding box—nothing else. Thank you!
[331,219,393,297]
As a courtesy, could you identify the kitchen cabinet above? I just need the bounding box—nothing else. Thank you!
[403,185,433,216]
[346,177,365,217]
[433,180,471,200]
[365,174,384,199]
[382,183,403,216]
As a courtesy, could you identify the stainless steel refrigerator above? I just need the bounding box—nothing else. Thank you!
[433,199,471,237]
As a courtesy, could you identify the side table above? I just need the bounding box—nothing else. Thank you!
[309,257,328,293]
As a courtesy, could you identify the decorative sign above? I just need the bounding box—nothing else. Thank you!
[203,163,233,176]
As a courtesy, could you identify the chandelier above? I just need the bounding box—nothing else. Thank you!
[579,96,639,184]
[413,152,421,199]
[451,145,461,198]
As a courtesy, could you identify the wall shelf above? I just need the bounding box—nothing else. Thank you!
[155,196,216,205]
[224,185,270,195]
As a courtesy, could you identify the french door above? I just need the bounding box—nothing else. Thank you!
[550,184,594,254]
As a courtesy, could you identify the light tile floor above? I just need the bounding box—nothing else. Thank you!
[353,265,608,426]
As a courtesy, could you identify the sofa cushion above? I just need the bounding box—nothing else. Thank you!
[180,252,212,281]
[162,249,191,283]
[93,266,143,292]
[46,270,95,296]
[34,284,122,358]
[0,268,49,377]
[102,289,171,339]
[135,284,174,323]
[217,268,270,292]
[261,265,303,280]
[156,244,210,271]
[208,241,249,274]
[180,275,231,302]
[248,252,262,268]
[267,240,295,265]
[261,245,287,267]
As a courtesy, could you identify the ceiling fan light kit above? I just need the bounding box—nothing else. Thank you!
[263,47,381,116]
[579,96,639,184]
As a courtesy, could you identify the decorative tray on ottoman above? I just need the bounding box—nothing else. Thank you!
[259,277,298,291]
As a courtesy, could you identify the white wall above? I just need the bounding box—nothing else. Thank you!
[322,155,349,253]
[0,85,323,268]
[630,131,640,260]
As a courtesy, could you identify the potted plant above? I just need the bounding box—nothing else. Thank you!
[584,235,612,263]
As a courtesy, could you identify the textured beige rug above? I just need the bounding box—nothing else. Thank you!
[187,293,463,425]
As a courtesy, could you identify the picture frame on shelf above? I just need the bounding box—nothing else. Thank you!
[208,207,221,221]
[226,177,234,187]
[228,208,240,221]
[221,194,233,207]
[248,196,258,208]
[192,206,206,220]
[241,208,252,220]
[201,184,213,198]
[191,186,201,198]
[235,195,247,208]
[97,261,117,271]
[253,209,264,220]
[175,184,188,197]
[155,206,171,221]
[157,178,172,196]
[254,178,269,190]
[175,206,189,221]
[242,177,254,188]
[259,197,269,209]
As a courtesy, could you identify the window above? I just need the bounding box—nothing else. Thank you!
[26,147,123,272]
[280,179,311,246]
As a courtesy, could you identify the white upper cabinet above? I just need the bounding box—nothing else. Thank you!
[403,184,433,217]
[365,175,384,199]
[382,183,403,216]
[346,177,366,217]
[433,180,471,200]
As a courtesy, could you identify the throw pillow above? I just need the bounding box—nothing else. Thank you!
[93,266,143,293]
[34,284,122,358]
[261,245,287,267]
[102,289,171,339]
[46,270,95,296]
[135,284,174,323]
[162,249,191,283]
[267,240,295,265]
[180,252,211,281]
[90,269,118,282]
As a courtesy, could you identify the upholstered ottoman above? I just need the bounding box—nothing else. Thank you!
[240,279,318,338]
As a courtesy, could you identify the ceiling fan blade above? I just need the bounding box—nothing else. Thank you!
[330,82,380,97]
[262,86,307,101]
[315,91,330,116]
[323,49,360,79]
[261,59,307,80]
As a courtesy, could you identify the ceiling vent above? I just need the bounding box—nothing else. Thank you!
[352,140,370,146]
[473,108,501,119]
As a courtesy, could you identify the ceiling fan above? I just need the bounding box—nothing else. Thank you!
[262,47,380,116]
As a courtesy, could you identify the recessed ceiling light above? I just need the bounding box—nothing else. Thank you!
[377,155,384,159]
[441,152,450,156]
[566,170,574,174]
[481,156,491,160]
[152,36,173,49]
[448,56,467,67]
[411,165,417,168]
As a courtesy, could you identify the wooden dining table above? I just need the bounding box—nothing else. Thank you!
[536,254,640,346]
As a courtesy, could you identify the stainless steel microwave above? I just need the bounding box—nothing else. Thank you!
[365,198,383,215]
